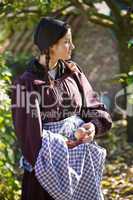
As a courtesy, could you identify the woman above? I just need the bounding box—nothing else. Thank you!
[11,17,112,200]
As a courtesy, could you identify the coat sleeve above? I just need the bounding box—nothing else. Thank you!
[11,75,42,166]
[72,64,112,137]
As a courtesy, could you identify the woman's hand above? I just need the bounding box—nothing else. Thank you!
[66,122,96,148]
[81,122,96,143]
[74,127,87,140]
[74,122,96,143]
[66,139,83,148]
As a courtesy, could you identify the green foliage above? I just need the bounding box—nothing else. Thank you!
[4,51,32,78]
[108,71,133,85]
[0,0,69,32]
[0,53,21,200]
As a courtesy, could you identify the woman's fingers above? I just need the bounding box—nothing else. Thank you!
[74,127,86,140]
[82,132,95,143]
[66,139,82,148]
[82,122,96,135]
[66,123,96,147]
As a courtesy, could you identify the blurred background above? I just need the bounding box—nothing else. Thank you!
[0,0,133,199]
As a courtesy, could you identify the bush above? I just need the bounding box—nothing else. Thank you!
[0,53,21,200]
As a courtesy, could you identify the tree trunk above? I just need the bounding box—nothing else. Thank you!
[118,37,133,74]
[117,29,133,142]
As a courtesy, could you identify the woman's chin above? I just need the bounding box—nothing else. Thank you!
[61,54,71,61]
[68,54,72,59]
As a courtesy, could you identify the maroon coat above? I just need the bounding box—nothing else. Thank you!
[11,58,112,200]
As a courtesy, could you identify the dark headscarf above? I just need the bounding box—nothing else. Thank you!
[34,17,69,52]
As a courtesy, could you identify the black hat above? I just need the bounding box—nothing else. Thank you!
[34,17,69,52]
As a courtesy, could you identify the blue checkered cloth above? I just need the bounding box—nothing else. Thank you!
[34,115,106,200]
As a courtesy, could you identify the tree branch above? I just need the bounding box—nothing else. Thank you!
[104,0,122,24]
[70,0,89,13]
[16,3,72,16]
[90,11,114,22]
[1,3,72,20]
[70,0,117,30]
[87,13,116,29]
[124,0,133,7]
[82,0,95,7]
[46,3,73,17]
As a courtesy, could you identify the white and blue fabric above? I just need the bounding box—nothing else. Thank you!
[34,115,106,200]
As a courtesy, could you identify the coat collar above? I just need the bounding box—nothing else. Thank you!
[27,58,70,81]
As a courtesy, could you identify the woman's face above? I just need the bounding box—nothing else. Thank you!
[50,28,75,61]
